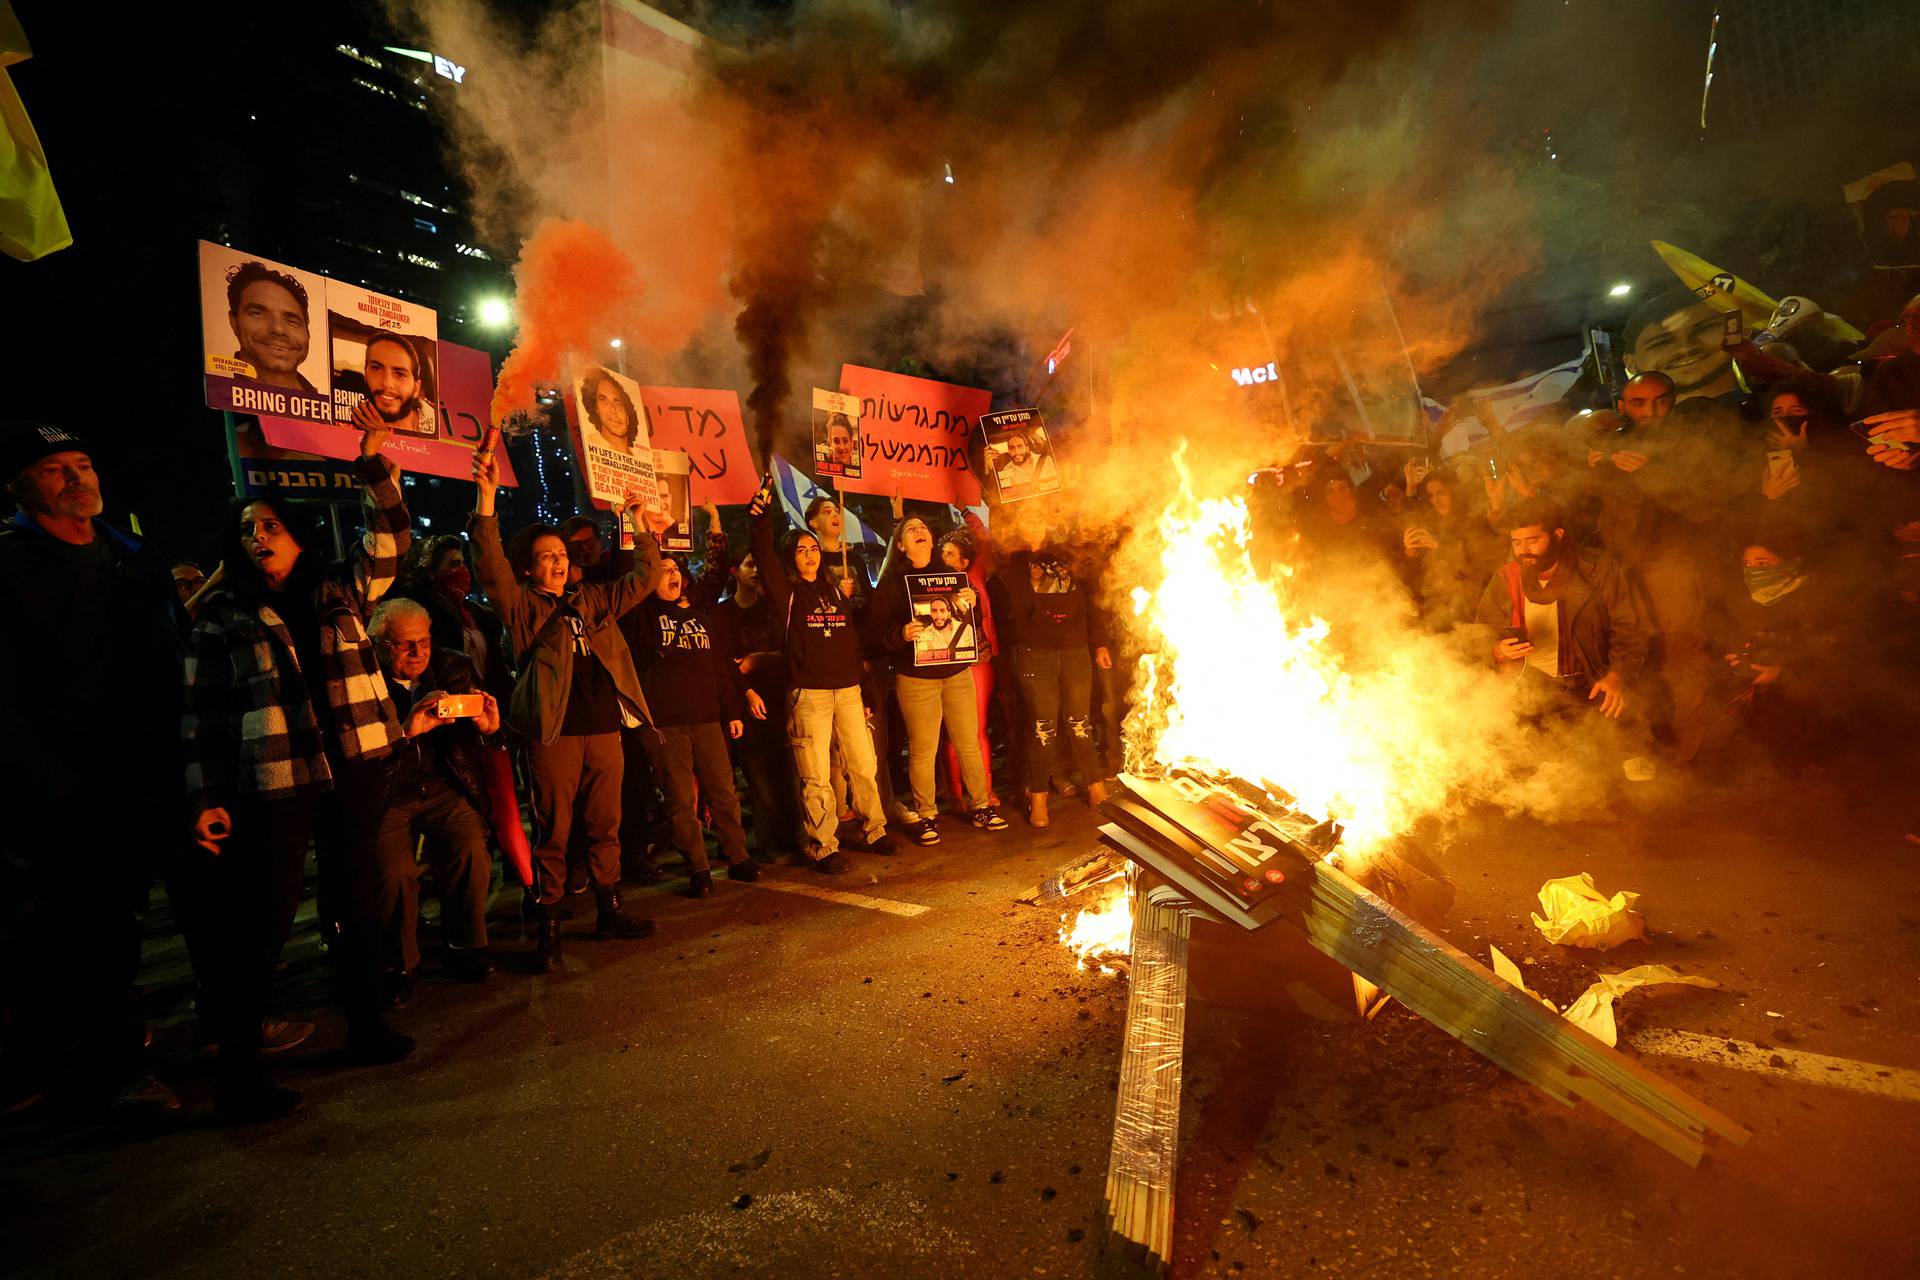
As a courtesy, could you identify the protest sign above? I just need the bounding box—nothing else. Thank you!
[570,359,659,506]
[230,417,361,498]
[256,339,519,485]
[198,240,333,424]
[980,408,1063,504]
[653,449,694,553]
[638,385,760,503]
[836,365,987,505]
[326,281,439,437]
[906,570,980,667]
[811,388,863,481]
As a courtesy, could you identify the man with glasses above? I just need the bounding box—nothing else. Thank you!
[367,597,502,991]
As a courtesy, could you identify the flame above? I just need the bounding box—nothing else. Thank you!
[1059,883,1134,974]
[1124,446,1413,855]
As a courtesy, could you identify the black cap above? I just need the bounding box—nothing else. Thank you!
[0,419,88,485]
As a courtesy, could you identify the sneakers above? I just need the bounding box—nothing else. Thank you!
[109,1074,182,1119]
[813,851,850,875]
[912,818,941,846]
[969,807,1009,832]
[868,834,899,857]
[726,859,761,882]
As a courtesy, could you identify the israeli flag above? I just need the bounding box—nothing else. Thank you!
[1438,354,1585,458]
[770,454,885,548]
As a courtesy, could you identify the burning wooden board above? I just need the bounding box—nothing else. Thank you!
[1097,771,1750,1167]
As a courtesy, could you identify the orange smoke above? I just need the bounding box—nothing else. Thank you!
[489,219,641,423]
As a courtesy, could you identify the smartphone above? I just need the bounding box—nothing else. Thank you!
[1721,312,1744,347]
[1852,420,1919,451]
[436,693,486,719]
[1500,626,1528,645]
[1765,450,1796,479]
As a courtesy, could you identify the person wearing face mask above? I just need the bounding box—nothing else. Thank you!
[468,454,662,970]
[749,480,898,872]
[180,417,413,1123]
[867,514,1008,845]
[621,554,758,896]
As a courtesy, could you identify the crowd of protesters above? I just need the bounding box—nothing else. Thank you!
[3,278,1916,1129]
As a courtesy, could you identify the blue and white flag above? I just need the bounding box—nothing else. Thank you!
[770,454,885,548]
[1437,354,1585,459]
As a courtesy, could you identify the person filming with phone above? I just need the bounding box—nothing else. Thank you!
[366,597,501,993]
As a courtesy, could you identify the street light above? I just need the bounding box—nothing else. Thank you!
[476,296,512,329]
[610,338,623,349]
[1608,283,1633,298]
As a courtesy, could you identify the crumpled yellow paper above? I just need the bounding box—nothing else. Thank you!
[1531,873,1647,950]
[1562,965,1719,1047]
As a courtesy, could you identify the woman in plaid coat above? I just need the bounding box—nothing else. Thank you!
[180,420,413,1124]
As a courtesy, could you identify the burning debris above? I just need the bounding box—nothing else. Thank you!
[1058,879,1134,976]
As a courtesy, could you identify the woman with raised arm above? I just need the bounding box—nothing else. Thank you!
[748,479,898,872]
[181,416,413,1123]
[468,452,661,970]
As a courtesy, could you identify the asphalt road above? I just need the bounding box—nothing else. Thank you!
[6,766,1919,1280]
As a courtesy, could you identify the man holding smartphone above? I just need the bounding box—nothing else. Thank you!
[367,597,502,990]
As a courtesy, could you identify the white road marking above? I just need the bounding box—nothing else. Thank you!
[1630,1028,1920,1103]
[747,878,930,917]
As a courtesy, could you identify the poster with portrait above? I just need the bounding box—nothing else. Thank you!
[325,281,439,437]
[905,570,980,667]
[812,387,863,480]
[198,240,334,424]
[980,408,1063,504]
[569,359,660,507]
[653,448,694,553]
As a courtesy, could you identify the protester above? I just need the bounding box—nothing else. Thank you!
[624,554,758,895]
[748,479,898,871]
[1400,467,1503,630]
[181,418,413,1123]
[868,514,1008,844]
[1476,498,1651,774]
[0,422,186,1118]
[995,506,1113,827]
[937,518,1007,808]
[805,493,897,814]
[366,597,500,987]
[468,454,658,970]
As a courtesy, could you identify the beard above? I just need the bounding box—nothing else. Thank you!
[375,393,422,426]
[50,485,104,520]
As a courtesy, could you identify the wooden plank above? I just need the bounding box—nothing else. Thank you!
[1101,884,1193,1276]
[1100,773,1750,1166]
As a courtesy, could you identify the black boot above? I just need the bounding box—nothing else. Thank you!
[534,903,563,972]
[594,885,656,940]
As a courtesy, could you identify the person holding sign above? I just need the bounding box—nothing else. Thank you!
[747,479,898,872]
[866,512,1008,845]
[181,415,413,1123]
[468,452,662,970]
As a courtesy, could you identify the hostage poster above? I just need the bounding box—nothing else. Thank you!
[980,408,1062,503]
[836,365,988,505]
[906,570,980,667]
[198,240,334,424]
[570,360,660,507]
[326,281,439,437]
[653,448,694,553]
[811,387,863,481]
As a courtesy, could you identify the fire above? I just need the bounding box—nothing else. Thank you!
[1123,447,1426,856]
[1060,882,1134,974]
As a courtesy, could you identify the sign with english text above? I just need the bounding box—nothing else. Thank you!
[199,240,334,425]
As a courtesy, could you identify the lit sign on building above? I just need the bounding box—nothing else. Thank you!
[1230,361,1280,387]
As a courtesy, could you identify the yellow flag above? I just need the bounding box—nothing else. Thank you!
[0,5,73,262]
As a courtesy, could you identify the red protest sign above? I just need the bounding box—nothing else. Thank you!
[638,386,760,504]
[835,364,988,505]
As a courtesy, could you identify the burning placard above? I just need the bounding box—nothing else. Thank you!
[811,387,863,481]
[198,240,333,425]
[326,281,439,436]
[906,570,980,666]
[653,447,694,553]
[981,408,1062,503]
[570,360,659,507]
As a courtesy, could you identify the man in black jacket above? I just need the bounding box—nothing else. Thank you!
[367,597,500,988]
[0,420,185,1116]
